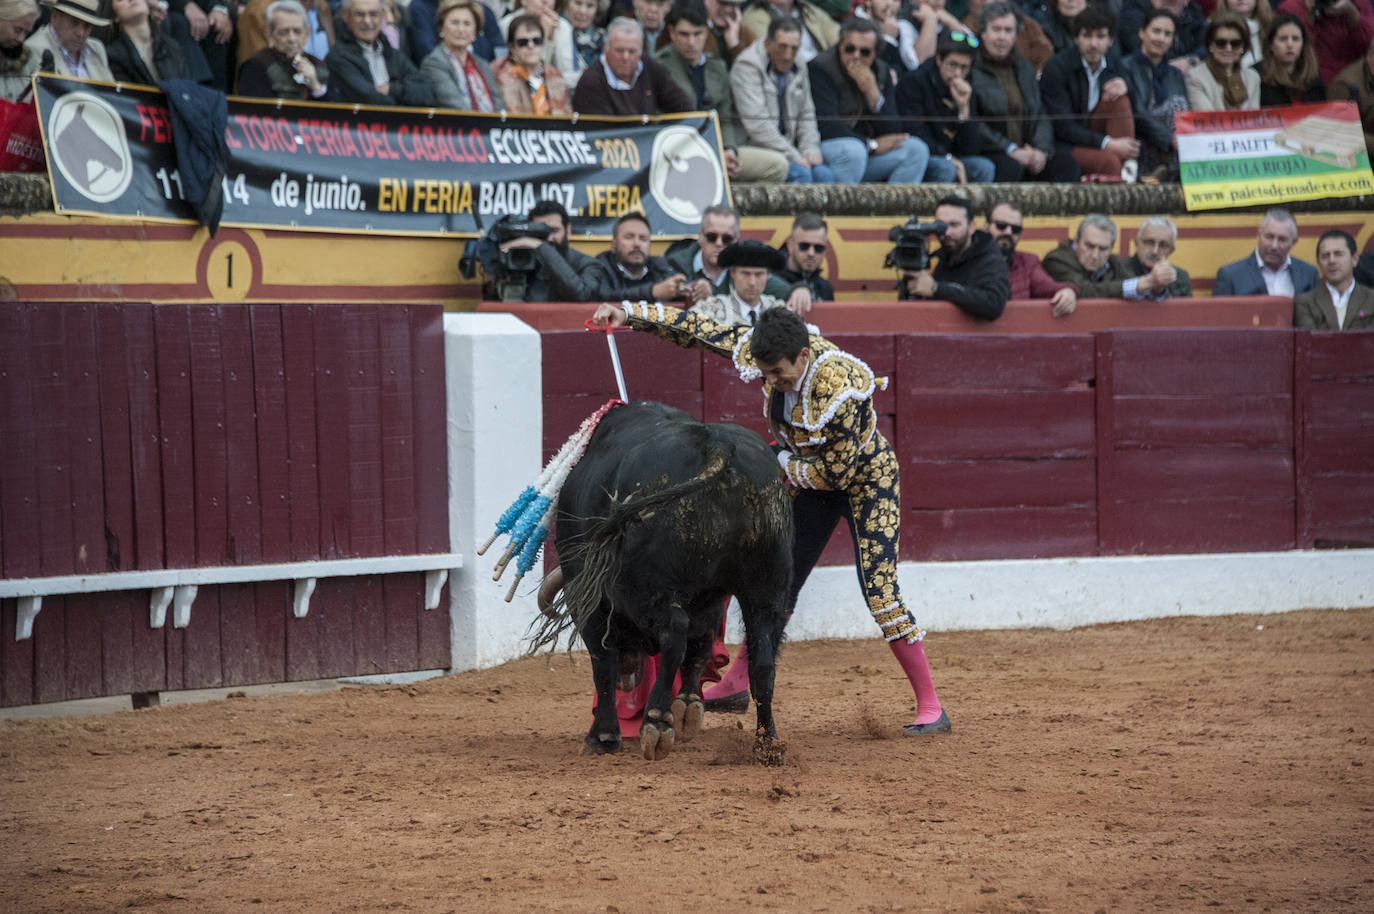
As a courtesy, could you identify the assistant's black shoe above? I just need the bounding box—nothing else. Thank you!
[702,690,749,713]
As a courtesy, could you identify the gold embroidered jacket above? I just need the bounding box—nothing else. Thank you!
[622,302,888,493]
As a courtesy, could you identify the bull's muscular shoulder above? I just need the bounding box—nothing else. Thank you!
[793,343,888,433]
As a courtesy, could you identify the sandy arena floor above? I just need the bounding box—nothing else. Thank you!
[3,608,1372,913]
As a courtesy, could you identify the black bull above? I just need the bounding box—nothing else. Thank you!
[535,402,793,762]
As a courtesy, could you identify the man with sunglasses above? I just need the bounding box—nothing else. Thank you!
[900,195,1010,320]
[776,212,834,304]
[664,205,796,305]
[984,201,1078,317]
[326,0,437,105]
[809,17,934,185]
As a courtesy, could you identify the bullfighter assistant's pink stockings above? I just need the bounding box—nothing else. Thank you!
[702,642,750,700]
[889,638,943,726]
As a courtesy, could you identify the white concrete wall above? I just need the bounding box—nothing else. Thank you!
[444,314,546,672]
[747,551,1374,642]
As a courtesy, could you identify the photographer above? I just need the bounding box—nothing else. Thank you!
[896,196,1010,321]
[496,200,598,302]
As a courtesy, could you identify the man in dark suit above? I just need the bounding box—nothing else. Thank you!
[1213,209,1320,298]
[1293,230,1374,331]
[1038,5,1140,179]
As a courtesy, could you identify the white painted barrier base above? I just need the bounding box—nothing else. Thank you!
[749,549,1374,643]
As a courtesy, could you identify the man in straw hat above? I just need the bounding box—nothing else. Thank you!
[24,0,112,80]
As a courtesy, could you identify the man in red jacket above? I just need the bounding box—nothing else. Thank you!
[985,201,1078,318]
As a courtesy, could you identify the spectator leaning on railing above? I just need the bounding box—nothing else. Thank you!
[1212,208,1319,297]
[1125,215,1192,299]
[1042,213,1183,300]
[984,200,1079,318]
[900,195,1011,322]
[1293,230,1374,331]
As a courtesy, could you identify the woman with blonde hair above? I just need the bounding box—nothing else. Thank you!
[1255,11,1323,106]
[1214,0,1271,66]
[422,0,504,111]
[490,12,570,113]
[1184,12,1260,110]
[0,0,39,102]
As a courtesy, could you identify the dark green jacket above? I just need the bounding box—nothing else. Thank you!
[664,239,796,301]
[1041,239,1135,299]
[654,45,742,149]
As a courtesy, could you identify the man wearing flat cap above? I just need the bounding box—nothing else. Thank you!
[691,238,791,326]
[25,0,113,80]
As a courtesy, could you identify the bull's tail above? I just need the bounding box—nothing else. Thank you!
[525,448,732,654]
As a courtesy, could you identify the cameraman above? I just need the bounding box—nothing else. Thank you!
[497,200,598,303]
[899,195,1010,321]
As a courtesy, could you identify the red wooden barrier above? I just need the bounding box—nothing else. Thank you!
[0,303,452,707]
[539,326,1374,572]
[481,296,1295,333]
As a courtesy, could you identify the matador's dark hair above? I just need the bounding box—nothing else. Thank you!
[751,308,809,364]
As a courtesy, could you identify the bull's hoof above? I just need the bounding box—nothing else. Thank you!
[672,695,705,743]
[640,719,676,760]
[583,731,622,755]
[752,729,787,767]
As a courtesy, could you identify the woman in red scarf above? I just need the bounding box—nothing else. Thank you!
[421,0,502,111]
[491,12,570,114]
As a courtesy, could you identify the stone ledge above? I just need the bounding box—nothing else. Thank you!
[3,171,1369,220]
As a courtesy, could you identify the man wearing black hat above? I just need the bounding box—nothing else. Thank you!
[25,0,112,80]
[692,238,789,325]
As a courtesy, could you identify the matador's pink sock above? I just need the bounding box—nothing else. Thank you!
[889,638,944,725]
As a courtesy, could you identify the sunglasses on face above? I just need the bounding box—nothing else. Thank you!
[514,34,545,47]
[796,241,826,253]
[1211,37,1244,49]
[841,44,874,57]
[993,220,1023,234]
[702,232,736,244]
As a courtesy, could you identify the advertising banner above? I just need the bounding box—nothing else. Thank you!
[34,75,729,238]
[1177,101,1374,211]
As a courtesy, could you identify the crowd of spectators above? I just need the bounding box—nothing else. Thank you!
[4,0,1372,184]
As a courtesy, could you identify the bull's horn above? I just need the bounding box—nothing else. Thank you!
[537,565,564,618]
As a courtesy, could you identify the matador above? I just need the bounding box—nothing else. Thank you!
[591,300,951,735]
